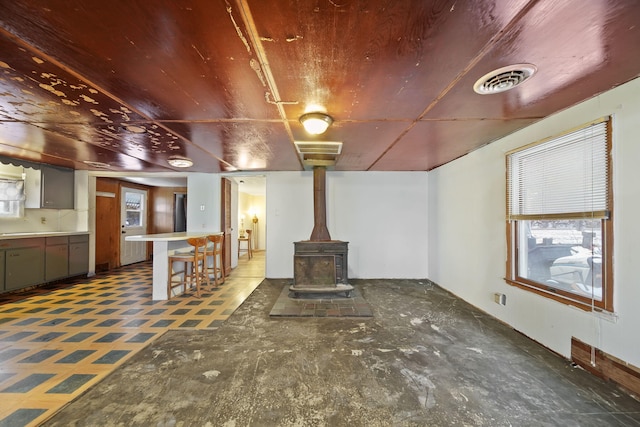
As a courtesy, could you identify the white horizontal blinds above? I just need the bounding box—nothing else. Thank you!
[0,179,25,201]
[507,119,609,220]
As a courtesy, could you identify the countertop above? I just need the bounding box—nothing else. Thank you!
[0,231,89,241]
[125,231,222,242]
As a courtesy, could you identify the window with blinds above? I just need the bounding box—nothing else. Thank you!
[505,118,613,312]
[0,178,25,218]
[507,119,609,220]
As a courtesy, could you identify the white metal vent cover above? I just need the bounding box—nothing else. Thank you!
[294,141,343,156]
[473,64,537,95]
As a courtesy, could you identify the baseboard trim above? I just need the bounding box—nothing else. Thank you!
[571,337,640,399]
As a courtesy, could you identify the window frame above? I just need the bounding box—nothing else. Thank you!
[123,190,146,228]
[505,118,614,312]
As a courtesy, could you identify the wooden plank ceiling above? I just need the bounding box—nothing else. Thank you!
[0,0,639,173]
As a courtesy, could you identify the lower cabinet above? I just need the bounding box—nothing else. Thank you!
[45,236,69,282]
[1,234,89,293]
[69,234,89,276]
[5,239,46,291]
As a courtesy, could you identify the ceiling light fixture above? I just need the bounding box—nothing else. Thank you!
[473,64,537,95]
[82,160,111,169]
[167,156,193,168]
[123,124,147,134]
[300,112,333,135]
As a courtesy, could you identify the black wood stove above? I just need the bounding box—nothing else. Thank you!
[290,166,353,297]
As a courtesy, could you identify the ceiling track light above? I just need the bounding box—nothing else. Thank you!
[167,156,193,168]
[299,112,333,135]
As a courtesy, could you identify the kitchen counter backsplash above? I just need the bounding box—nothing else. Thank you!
[0,207,85,235]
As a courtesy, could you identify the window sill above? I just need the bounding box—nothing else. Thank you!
[504,278,607,313]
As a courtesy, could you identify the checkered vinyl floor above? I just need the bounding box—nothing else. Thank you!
[0,253,264,427]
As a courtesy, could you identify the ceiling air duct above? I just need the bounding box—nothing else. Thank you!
[294,141,343,168]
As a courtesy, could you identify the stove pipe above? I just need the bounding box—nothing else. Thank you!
[309,166,331,241]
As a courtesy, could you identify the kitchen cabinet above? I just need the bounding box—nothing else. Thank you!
[45,236,69,282]
[1,233,89,293]
[5,238,45,291]
[69,234,89,276]
[42,166,74,209]
[25,165,75,209]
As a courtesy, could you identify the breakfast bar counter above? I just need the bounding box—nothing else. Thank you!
[126,232,222,300]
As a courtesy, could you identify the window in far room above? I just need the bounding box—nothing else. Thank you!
[505,118,613,312]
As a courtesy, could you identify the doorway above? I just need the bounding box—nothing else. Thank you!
[120,187,148,265]
[174,193,187,232]
[234,175,266,258]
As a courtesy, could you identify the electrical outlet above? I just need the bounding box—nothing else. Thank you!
[41,216,46,224]
[494,293,506,305]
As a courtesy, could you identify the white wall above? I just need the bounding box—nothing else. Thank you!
[186,173,221,233]
[428,77,640,367]
[265,171,429,279]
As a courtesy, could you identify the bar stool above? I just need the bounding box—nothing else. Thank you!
[238,229,253,259]
[167,236,210,299]
[206,234,225,286]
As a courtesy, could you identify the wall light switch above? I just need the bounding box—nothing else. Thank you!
[494,293,506,305]
[200,204,205,211]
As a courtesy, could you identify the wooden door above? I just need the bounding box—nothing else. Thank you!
[221,178,232,275]
[120,187,148,265]
[95,178,119,271]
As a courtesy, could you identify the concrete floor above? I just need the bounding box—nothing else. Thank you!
[43,278,640,426]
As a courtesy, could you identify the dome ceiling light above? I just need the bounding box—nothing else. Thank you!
[167,156,193,168]
[299,112,333,135]
[473,64,537,95]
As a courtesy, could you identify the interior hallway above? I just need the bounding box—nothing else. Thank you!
[0,251,265,427]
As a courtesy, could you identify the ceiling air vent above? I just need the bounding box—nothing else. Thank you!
[294,141,342,156]
[473,64,537,95]
[294,141,343,168]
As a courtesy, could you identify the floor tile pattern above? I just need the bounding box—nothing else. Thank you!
[0,252,264,427]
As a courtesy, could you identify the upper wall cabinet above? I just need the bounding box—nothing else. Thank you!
[25,166,75,209]
[41,166,75,209]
